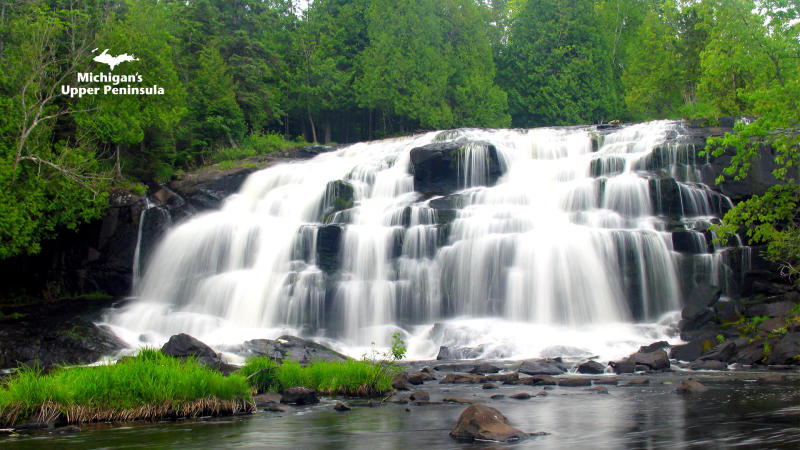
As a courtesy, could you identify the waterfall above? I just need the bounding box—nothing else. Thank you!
[105,121,748,361]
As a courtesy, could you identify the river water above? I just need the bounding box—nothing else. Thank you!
[8,371,800,448]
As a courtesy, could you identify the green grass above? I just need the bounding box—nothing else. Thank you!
[239,357,394,397]
[0,349,253,426]
[211,132,308,165]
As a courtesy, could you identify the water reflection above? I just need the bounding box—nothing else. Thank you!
[6,373,800,449]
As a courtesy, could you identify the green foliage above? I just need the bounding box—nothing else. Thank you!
[210,132,299,164]
[390,332,407,360]
[715,334,726,345]
[501,0,621,126]
[0,349,251,423]
[238,357,393,397]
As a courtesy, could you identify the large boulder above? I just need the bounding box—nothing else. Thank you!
[0,313,125,370]
[766,333,800,365]
[449,404,530,442]
[315,225,343,273]
[576,360,607,374]
[518,359,569,376]
[280,386,319,405]
[161,333,220,366]
[436,345,481,360]
[410,141,503,195]
[237,335,347,365]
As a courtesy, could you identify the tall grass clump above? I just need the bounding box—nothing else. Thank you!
[0,349,253,426]
[238,357,394,397]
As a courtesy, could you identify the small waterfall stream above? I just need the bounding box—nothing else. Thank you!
[105,121,749,361]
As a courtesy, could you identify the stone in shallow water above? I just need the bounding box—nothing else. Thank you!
[622,378,650,386]
[443,397,476,404]
[577,360,606,374]
[410,391,430,403]
[689,360,727,371]
[558,377,592,387]
[518,359,568,376]
[585,386,609,394]
[280,386,318,405]
[450,404,538,442]
[440,373,484,384]
[676,380,708,394]
[510,392,532,400]
[392,373,413,390]
[334,401,351,412]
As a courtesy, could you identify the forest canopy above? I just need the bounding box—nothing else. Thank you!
[0,0,798,264]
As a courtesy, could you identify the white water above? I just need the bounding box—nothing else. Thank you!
[104,121,746,361]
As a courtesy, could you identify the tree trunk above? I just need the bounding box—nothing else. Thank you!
[307,108,317,144]
[324,115,331,144]
[114,144,122,180]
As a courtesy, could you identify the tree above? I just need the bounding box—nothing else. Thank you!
[703,0,800,284]
[0,1,109,258]
[500,0,621,126]
[76,0,187,182]
[186,43,246,159]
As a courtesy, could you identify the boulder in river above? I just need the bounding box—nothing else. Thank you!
[161,333,220,366]
[392,372,413,390]
[237,335,347,365]
[518,358,569,376]
[436,345,482,360]
[676,380,708,394]
[576,360,606,374]
[766,333,800,365]
[449,404,534,442]
[410,141,503,195]
[280,386,319,405]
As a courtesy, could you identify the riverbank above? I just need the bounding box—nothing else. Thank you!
[4,368,800,447]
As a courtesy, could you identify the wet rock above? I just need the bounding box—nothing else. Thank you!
[483,372,519,383]
[510,392,532,400]
[237,335,347,364]
[436,346,482,360]
[440,373,484,384]
[411,141,503,195]
[391,393,411,404]
[280,386,319,405]
[766,333,800,365]
[470,363,501,374]
[558,377,592,387]
[490,394,505,399]
[758,317,788,333]
[670,340,704,362]
[756,374,786,384]
[628,349,670,371]
[609,359,635,374]
[585,386,609,394]
[0,313,125,371]
[264,404,289,412]
[161,333,220,366]
[535,389,549,397]
[434,363,478,372]
[592,377,618,385]
[449,404,531,442]
[315,225,343,273]
[392,372,413,390]
[745,299,796,318]
[443,397,476,404]
[334,401,351,412]
[622,378,650,386]
[576,360,606,374]
[730,339,766,365]
[699,341,737,362]
[410,391,430,403]
[408,371,436,385]
[253,392,282,407]
[689,360,727,371]
[518,375,557,386]
[483,383,498,390]
[519,359,569,376]
[676,380,708,394]
[639,341,670,353]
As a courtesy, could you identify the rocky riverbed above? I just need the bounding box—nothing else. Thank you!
[4,365,800,447]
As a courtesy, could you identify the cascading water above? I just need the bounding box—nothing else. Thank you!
[104,120,749,361]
